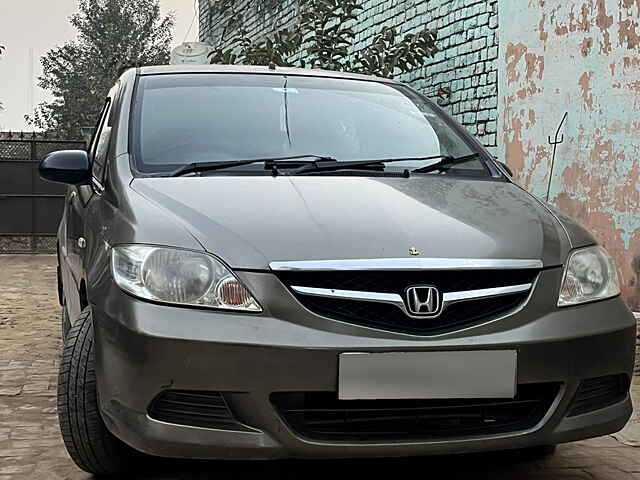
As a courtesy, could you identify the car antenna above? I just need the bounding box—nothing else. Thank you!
[268,62,277,70]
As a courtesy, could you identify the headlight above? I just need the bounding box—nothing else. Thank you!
[111,245,262,312]
[558,245,620,307]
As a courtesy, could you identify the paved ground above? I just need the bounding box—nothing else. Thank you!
[0,255,638,480]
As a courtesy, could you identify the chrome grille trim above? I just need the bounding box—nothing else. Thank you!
[291,286,403,305]
[442,283,532,303]
[271,258,544,271]
[290,283,533,319]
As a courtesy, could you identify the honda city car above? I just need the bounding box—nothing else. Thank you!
[39,65,636,476]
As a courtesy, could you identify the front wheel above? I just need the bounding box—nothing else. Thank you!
[57,308,142,476]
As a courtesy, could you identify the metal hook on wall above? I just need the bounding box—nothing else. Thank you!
[546,112,568,202]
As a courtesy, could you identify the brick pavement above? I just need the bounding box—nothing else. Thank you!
[0,255,638,479]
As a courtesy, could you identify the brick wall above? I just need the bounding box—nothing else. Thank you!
[199,0,500,153]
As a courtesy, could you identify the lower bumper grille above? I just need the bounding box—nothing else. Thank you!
[568,375,630,417]
[148,390,249,430]
[271,383,560,441]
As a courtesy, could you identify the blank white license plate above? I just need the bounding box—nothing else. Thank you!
[338,351,517,400]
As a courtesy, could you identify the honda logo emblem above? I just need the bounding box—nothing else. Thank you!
[405,286,441,317]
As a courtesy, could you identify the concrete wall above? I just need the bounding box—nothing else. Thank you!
[199,0,501,153]
[498,0,640,309]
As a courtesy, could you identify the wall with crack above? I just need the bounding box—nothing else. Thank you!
[498,0,640,309]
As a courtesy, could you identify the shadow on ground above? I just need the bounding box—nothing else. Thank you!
[101,448,580,480]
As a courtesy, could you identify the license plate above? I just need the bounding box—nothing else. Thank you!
[338,350,517,400]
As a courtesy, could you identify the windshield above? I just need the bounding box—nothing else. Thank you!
[132,73,488,175]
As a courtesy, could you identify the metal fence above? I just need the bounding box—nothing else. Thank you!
[0,136,86,253]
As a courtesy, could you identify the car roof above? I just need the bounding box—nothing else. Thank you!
[137,64,400,84]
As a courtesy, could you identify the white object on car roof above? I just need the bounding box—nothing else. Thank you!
[170,42,213,65]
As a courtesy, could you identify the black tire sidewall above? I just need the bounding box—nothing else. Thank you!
[57,308,139,476]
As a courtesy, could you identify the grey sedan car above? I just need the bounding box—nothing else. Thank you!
[40,65,636,477]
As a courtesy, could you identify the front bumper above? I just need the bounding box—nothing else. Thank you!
[92,269,636,459]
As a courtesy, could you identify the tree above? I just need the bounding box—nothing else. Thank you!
[27,0,174,138]
[209,0,438,79]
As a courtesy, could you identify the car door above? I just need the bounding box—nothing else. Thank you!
[64,97,112,317]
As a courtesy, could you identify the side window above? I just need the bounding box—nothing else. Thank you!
[90,99,112,184]
[88,101,109,160]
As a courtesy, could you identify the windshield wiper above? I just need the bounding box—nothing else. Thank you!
[170,152,484,177]
[410,152,483,174]
[291,155,451,175]
[291,153,486,176]
[170,154,337,177]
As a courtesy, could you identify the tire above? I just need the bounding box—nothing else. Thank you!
[57,308,142,476]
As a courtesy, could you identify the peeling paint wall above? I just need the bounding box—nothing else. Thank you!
[499,0,640,309]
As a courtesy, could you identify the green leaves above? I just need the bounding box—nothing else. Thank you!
[210,24,303,67]
[26,0,174,137]
[210,0,438,80]
[353,27,438,78]
[295,0,362,70]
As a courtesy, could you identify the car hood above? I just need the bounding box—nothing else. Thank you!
[131,176,568,270]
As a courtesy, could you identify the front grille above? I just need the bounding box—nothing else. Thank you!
[568,375,630,417]
[271,383,560,441]
[148,390,248,430]
[277,269,538,335]
[276,269,538,294]
[297,292,527,335]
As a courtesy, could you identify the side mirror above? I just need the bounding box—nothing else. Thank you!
[498,160,514,177]
[39,150,91,185]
